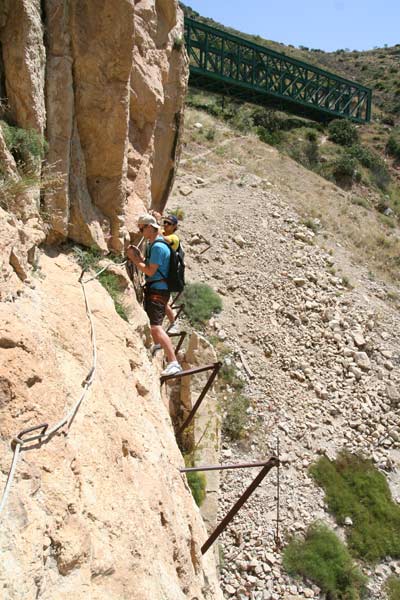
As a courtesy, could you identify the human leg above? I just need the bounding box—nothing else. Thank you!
[144,291,181,374]
[165,303,175,326]
[151,325,176,363]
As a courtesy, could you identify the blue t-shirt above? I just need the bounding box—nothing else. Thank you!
[146,237,170,290]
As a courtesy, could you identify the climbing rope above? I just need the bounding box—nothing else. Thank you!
[0,264,109,518]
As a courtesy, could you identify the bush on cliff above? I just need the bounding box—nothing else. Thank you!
[1,121,47,164]
[283,522,367,599]
[328,119,359,147]
[310,452,400,562]
[182,282,222,325]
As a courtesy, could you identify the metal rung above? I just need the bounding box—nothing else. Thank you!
[167,331,187,354]
[192,457,279,554]
[160,362,222,436]
[160,362,220,384]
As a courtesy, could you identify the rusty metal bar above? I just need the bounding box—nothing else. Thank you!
[171,291,183,308]
[274,437,282,550]
[201,456,279,554]
[166,305,185,333]
[180,460,272,473]
[160,362,221,384]
[177,362,222,435]
[172,304,185,322]
[167,331,187,354]
[199,244,211,255]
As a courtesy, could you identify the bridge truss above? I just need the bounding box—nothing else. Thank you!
[184,18,372,123]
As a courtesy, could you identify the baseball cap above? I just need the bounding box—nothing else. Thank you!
[137,214,160,229]
[163,214,178,226]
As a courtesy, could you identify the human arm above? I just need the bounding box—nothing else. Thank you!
[133,260,159,277]
[126,249,158,276]
[126,245,144,263]
[128,241,168,278]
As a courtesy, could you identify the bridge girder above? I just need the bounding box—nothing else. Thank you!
[184,17,372,124]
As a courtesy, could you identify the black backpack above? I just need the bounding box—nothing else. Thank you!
[150,239,185,293]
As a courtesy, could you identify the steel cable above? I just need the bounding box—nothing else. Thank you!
[0,263,111,518]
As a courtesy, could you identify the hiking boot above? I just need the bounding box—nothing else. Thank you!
[161,361,182,377]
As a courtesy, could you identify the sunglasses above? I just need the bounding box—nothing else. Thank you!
[163,220,174,226]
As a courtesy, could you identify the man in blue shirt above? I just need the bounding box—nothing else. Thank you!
[127,214,182,377]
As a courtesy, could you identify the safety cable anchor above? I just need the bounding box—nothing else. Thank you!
[11,423,49,450]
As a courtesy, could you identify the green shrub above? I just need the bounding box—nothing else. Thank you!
[379,214,396,228]
[73,246,102,271]
[346,144,390,190]
[351,196,369,208]
[283,522,367,600]
[182,282,222,325]
[305,130,318,142]
[98,272,129,321]
[220,362,244,391]
[304,139,320,166]
[257,126,283,146]
[73,247,129,321]
[252,108,282,132]
[370,158,391,191]
[186,470,206,506]
[386,575,400,600]
[302,217,320,233]
[183,454,206,507]
[348,144,375,168]
[386,133,400,161]
[205,127,216,141]
[222,392,250,441]
[1,121,47,163]
[333,153,358,184]
[328,119,359,146]
[310,452,400,562]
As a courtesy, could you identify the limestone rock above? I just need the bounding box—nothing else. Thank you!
[1,0,188,252]
[354,351,371,371]
[0,254,222,600]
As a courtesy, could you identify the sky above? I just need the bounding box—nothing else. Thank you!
[184,0,400,52]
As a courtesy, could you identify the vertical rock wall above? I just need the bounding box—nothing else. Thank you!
[0,0,188,255]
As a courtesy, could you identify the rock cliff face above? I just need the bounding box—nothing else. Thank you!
[0,2,221,598]
[0,0,188,256]
[0,254,222,600]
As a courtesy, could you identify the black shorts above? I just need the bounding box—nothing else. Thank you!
[144,289,170,326]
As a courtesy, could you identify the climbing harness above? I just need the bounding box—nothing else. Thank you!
[0,264,109,518]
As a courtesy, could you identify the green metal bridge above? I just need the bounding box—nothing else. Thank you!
[184,17,372,123]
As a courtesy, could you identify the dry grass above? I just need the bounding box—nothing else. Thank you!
[0,164,65,212]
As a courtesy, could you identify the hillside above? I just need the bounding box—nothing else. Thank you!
[170,105,400,599]
[181,3,400,120]
[181,4,400,231]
